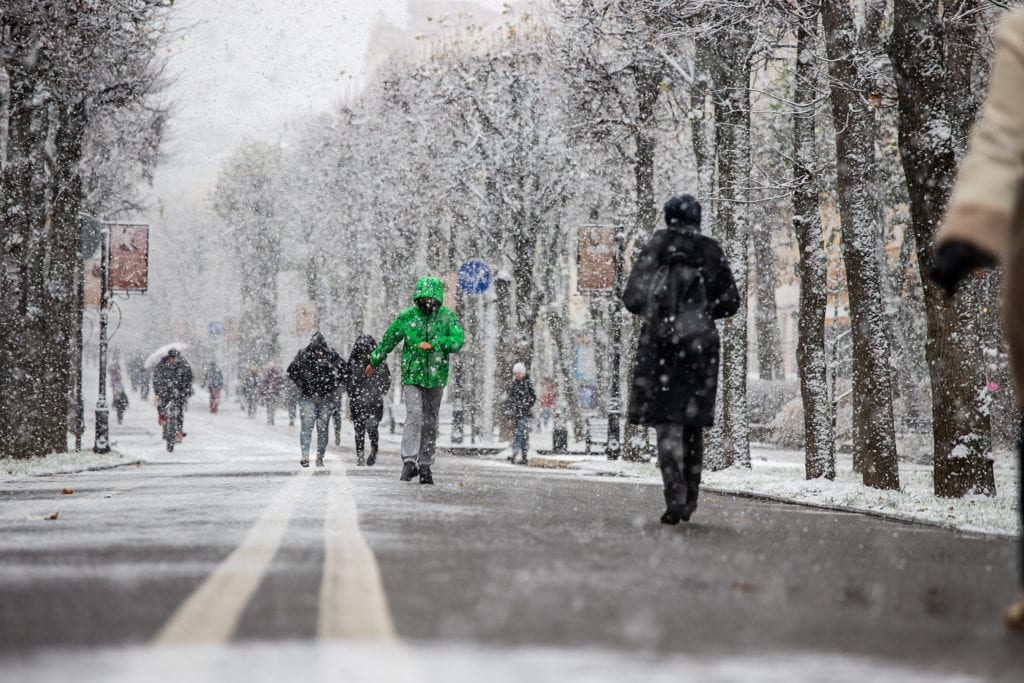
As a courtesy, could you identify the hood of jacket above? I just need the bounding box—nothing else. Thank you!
[412,276,444,304]
[350,334,376,362]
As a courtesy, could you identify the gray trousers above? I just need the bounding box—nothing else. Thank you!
[401,385,444,466]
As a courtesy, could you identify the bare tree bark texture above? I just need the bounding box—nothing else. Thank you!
[710,27,753,469]
[889,0,995,496]
[820,0,900,489]
[792,9,836,480]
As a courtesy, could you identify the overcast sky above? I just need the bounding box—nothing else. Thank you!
[153,0,510,204]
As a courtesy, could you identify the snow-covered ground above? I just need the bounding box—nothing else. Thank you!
[1,641,987,683]
[525,445,1020,538]
[5,369,1019,540]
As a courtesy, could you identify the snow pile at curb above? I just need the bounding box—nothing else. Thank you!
[0,450,143,479]
[531,447,1020,537]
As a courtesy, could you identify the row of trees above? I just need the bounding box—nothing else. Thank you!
[208,1,1013,497]
[0,1,172,459]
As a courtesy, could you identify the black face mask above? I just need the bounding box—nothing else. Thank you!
[417,299,440,316]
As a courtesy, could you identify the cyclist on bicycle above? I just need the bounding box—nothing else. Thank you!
[153,348,193,444]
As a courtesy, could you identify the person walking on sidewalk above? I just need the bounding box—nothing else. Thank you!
[366,276,464,485]
[204,360,224,414]
[347,334,391,467]
[622,194,740,525]
[287,332,346,468]
[504,362,536,465]
[928,6,1024,630]
[260,361,284,426]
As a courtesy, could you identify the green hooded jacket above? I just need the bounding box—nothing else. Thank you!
[369,277,464,388]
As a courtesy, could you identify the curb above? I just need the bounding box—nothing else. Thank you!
[528,456,1016,540]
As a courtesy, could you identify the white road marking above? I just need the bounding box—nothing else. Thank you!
[319,466,397,640]
[153,470,312,644]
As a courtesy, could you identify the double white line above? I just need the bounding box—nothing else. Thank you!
[155,466,395,644]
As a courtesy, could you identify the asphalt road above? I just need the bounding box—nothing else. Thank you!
[0,401,1021,682]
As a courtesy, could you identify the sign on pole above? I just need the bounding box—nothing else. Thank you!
[107,224,149,292]
[457,259,492,295]
[296,303,317,333]
[577,225,617,292]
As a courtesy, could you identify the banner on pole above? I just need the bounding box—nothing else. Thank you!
[107,224,149,292]
[577,226,617,292]
[84,257,102,307]
[296,303,317,333]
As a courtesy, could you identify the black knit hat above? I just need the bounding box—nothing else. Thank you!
[664,194,701,227]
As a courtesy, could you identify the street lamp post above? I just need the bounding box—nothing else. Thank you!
[93,229,111,453]
[606,226,625,460]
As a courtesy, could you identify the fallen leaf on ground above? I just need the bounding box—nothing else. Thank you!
[61,488,73,495]
[45,512,59,521]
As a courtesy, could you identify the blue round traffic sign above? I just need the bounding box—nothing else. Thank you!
[457,260,492,295]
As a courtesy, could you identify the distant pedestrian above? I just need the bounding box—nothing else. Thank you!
[241,365,260,418]
[504,362,536,465]
[622,194,740,525]
[204,361,224,413]
[260,362,284,425]
[283,377,299,426]
[347,334,391,466]
[367,276,464,484]
[539,378,554,428]
[287,332,346,468]
[109,357,129,424]
[929,7,1024,630]
[153,348,193,443]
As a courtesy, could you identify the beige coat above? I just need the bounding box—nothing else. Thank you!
[938,8,1024,402]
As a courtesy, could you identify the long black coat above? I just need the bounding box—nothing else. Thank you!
[346,335,391,423]
[287,334,346,401]
[504,377,537,420]
[621,226,740,426]
[152,357,193,402]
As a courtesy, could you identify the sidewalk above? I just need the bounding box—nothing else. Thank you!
[527,446,1021,538]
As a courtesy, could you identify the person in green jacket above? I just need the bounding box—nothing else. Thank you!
[366,276,464,484]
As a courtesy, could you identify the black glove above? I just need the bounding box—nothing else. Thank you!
[928,240,996,297]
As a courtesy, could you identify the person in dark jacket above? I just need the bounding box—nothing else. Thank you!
[241,364,260,418]
[287,332,346,468]
[622,194,740,525]
[204,361,224,414]
[346,334,392,467]
[152,349,194,441]
[259,362,284,425]
[504,362,536,465]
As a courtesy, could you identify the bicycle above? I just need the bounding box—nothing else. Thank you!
[162,397,183,452]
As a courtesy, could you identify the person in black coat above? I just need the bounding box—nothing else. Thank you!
[504,362,536,464]
[346,334,391,466]
[622,194,740,525]
[152,349,194,438]
[287,332,346,468]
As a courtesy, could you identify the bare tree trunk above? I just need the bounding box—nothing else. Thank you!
[622,60,662,461]
[793,11,835,480]
[820,0,899,489]
[889,0,994,496]
[710,29,753,469]
[493,276,513,441]
[0,39,60,459]
[753,212,784,380]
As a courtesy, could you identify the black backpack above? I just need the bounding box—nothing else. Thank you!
[645,253,714,346]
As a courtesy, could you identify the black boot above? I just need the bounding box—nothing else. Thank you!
[660,506,683,525]
[367,446,377,467]
[400,461,418,482]
[419,465,433,485]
